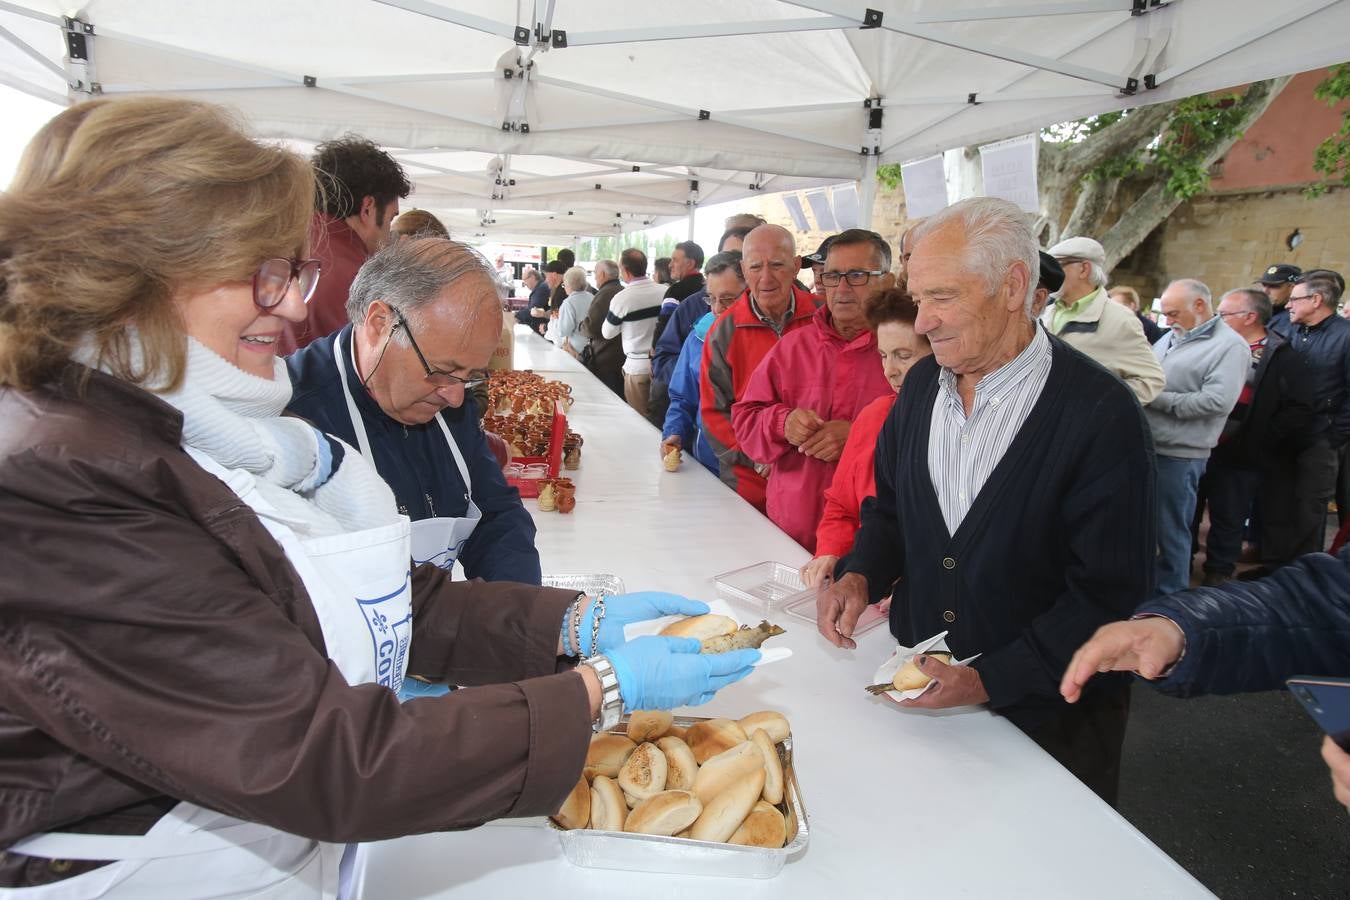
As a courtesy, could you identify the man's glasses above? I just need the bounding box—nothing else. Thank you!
[1218,309,1253,319]
[253,257,321,310]
[819,269,887,286]
[391,307,485,389]
[1289,292,1317,303]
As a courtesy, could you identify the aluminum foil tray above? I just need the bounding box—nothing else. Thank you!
[541,574,626,597]
[553,715,808,879]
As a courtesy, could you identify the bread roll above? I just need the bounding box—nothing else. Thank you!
[584,733,636,779]
[665,724,688,741]
[749,728,784,806]
[626,710,673,743]
[658,614,738,642]
[623,790,642,809]
[617,741,667,803]
[657,736,698,791]
[728,800,787,848]
[737,711,790,744]
[624,790,703,836]
[690,766,765,843]
[589,775,627,831]
[685,717,748,764]
[692,740,762,804]
[892,652,952,691]
[550,775,590,830]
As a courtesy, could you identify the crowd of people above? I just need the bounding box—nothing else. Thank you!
[3,96,1349,897]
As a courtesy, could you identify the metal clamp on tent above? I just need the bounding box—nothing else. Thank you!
[62,16,95,95]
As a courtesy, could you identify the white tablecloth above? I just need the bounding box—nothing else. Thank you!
[358,328,1212,899]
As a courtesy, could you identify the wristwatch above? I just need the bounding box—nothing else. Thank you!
[586,654,624,733]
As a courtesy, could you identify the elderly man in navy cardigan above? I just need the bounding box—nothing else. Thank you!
[818,198,1156,805]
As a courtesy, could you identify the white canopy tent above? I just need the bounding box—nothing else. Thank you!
[3,0,1349,242]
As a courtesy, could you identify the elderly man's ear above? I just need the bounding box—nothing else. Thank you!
[878,271,897,293]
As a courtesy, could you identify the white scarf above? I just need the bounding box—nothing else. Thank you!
[84,335,399,537]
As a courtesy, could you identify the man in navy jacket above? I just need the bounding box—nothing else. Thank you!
[288,237,541,585]
[819,198,1155,805]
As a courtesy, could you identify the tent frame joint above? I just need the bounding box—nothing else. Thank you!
[860,8,883,29]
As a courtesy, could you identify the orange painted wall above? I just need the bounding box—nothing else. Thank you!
[1210,68,1350,192]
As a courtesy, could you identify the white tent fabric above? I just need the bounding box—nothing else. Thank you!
[3,0,1349,241]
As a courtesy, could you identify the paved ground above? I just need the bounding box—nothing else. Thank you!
[1115,523,1346,899]
[1119,686,1347,899]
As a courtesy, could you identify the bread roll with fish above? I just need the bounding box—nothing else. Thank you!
[659,614,738,642]
[893,652,952,691]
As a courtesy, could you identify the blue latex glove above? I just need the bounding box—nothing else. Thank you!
[605,636,760,710]
[580,591,710,654]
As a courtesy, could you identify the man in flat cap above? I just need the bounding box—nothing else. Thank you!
[1044,236,1164,404]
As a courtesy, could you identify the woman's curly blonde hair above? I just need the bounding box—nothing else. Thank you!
[0,96,315,391]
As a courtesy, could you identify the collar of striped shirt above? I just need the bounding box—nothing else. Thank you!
[929,324,1053,535]
[749,292,796,334]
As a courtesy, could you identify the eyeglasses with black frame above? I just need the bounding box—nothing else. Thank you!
[252,257,321,310]
[819,269,887,287]
[390,307,486,389]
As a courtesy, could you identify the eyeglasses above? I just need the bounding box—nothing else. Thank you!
[1218,309,1253,319]
[391,307,486,389]
[252,257,321,309]
[1289,292,1317,303]
[819,269,887,286]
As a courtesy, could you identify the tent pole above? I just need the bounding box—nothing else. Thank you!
[858,154,878,230]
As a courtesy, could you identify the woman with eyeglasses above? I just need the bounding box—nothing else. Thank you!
[0,98,758,898]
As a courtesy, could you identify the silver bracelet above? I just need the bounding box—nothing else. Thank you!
[586,595,606,658]
[570,596,585,659]
[586,654,623,733]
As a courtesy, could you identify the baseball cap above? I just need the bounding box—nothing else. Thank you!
[1258,263,1301,285]
[1038,251,1065,293]
[802,236,834,267]
[1046,236,1106,268]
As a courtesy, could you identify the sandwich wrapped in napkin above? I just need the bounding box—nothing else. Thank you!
[866,631,980,702]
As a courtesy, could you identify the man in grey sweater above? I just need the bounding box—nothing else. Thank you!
[1146,278,1250,594]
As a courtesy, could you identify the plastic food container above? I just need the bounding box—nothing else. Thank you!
[553,715,809,879]
[712,561,813,613]
[541,574,626,597]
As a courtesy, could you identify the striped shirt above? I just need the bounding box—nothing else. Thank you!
[928,325,1053,534]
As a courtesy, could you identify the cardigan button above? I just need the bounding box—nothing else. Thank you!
[942,557,956,570]
[943,610,956,623]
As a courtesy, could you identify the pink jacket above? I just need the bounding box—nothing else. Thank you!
[731,305,893,551]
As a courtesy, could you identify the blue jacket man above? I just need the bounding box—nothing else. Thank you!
[661,310,719,474]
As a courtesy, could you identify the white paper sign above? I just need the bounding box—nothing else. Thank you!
[979,133,1039,213]
[899,154,949,218]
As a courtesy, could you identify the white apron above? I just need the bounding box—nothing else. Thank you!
[2,448,415,900]
[335,333,482,574]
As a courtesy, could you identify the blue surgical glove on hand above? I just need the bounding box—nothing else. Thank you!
[582,591,710,654]
[605,636,760,710]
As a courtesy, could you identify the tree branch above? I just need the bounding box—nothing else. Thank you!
[1060,101,1178,181]
[1062,176,1121,239]
[1098,76,1293,270]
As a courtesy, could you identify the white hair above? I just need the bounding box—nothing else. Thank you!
[1087,262,1107,288]
[912,197,1039,319]
[594,259,619,281]
[564,265,587,293]
[1170,278,1213,311]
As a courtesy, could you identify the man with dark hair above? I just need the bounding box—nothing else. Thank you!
[514,266,551,333]
[602,249,666,416]
[1194,288,1317,585]
[648,240,707,426]
[548,248,578,312]
[280,135,412,354]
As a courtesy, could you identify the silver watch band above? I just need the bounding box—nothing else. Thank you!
[586,655,623,733]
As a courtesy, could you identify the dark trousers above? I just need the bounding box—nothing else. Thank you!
[1018,687,1131,807]
[1200,461,1262,576]
[647,379,671,429]
[1339,443,1350,529]
[1261,437,1337,562]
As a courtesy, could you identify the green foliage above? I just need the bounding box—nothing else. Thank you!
[876,163,903,190]
[1041,110,1126,144]
[579,229,678,262]
[1152,92,1246,200]
[1307,63,1350,198]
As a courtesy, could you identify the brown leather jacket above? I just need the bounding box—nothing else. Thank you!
[0,367,590,886]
